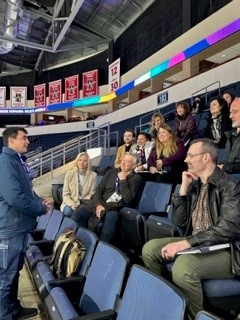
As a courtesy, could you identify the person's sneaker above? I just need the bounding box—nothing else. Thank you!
[13,307,38,320]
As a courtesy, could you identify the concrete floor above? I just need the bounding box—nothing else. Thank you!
[19,264,47,320]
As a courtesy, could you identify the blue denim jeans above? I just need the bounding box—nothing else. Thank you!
[0,233,28,320]
[75,208,119,243]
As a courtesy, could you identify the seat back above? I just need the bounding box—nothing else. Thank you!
[120,182,173,250]
[138,181,172,216]
[108,155,116,167]
[98,155,112,167]
[195,310,223,320]
[96,175,103,186]
[116,265,186,320]
[43,209,64,241]
[95,155,113,176]
[35,211,52,230]
[53,216,79,244]
[52,183,64,209]
[79,241,128,314]
[202,278,240,314]
[75,227,98,276]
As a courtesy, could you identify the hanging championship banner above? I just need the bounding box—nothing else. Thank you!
[108,58,120,92]
[34,83,46,107]
[49,80,62,105]
[0,87,6,108]
[10,87,27,107]
[65,74,79,101]
[82,69,98,97]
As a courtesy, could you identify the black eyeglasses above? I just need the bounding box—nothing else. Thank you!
[186,152,206,158]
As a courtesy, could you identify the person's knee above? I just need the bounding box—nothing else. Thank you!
[172,257,194,287]
[142,239,160,261]
[74,209,91,225]
[104,211,118,223]
[63,205,73,217]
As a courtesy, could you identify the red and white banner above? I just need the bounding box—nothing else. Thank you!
[10,87,27,107]
[82,69,98,97]
[0,87,6,108]
[108,58,121,92]
[49,80,62,105]
[34,83,46,107]
[65,75,79,102]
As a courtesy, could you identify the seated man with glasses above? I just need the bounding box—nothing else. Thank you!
[142,138,240,320]
[218,97,240,173]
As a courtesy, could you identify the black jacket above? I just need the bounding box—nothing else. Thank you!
[204,115,232,148]
[221,129,240,173]
[92,168,143,212]
[172,167,240,250]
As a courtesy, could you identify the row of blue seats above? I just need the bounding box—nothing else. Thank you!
[119,181,240,319]
[26,209,221,320]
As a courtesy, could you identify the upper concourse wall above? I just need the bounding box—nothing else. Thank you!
[0,56,239,136]
[122,0,240,83]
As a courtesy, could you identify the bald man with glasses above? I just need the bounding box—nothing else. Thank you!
[142,138,240,320]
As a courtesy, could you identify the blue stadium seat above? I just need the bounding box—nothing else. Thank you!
[26,209,64,269]
[202,278,240,318]
[32,227,98,300]
[195,310,223,320]
[28,212,52,242]
[120,181,173,250]
[44,241,128,320]
[116,265,186,320]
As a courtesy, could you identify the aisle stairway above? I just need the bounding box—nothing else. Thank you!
[19,265,47,320]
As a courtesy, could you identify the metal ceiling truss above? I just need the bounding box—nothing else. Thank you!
[0,0,108,70]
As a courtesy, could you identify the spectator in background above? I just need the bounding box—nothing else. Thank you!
[114,129,135,168]
[222,90,236,109]
[147,123,187,184]
[149,112,165,141]
[204,97,232,149]
[131,132,153,172]
[60,152,97,217]
[175,101,198,145]
[75,153,143,243]
[191,96,206,114]
[218,98,240,173]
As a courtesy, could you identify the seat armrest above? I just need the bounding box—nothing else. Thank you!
[49,276,86,307]
[29,229,45,241]
[36,255,53,263]
[48,275,85,288]
[71,309,116,320]
[28,239,55,255]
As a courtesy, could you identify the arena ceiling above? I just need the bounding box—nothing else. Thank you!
[0,0,156,75]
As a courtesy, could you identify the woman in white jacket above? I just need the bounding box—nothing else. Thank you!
[60,152,97,217]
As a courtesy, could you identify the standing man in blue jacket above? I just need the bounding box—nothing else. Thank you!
[0,127,52,320]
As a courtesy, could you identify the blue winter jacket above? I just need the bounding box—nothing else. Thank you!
[0,147,46,238]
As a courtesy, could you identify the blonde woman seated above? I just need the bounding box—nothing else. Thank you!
[60,152,97,217]
[147,123,187,184]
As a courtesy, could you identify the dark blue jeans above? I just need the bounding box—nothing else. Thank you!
[0,233,28,320]
[75,208,119,243]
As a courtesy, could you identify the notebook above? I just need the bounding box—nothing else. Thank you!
[177,243,230,255]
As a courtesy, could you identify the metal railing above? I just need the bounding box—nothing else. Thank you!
[28,124,118,179]
[191,81,221,105]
